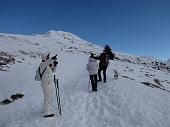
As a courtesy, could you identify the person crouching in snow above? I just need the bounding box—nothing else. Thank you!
[86,53,98,91]
[39,53,58,117]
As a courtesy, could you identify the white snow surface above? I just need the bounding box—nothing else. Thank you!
[0,30,170,127]
[166,59,170,67]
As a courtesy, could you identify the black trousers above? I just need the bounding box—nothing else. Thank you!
[98,66,107,83]
[90,74,97,91]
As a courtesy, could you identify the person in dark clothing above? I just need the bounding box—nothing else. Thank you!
[94,50,109,83]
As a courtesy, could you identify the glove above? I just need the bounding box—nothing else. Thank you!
[53,61,58,66]
[49,64,53,67]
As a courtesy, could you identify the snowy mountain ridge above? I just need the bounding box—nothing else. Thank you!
[0,30,166,59]
[0,30,165,66]
[140,55,162,62]
[0,30,103,54]
[0,31,170,127]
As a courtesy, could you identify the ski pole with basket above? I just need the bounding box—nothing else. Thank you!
[54,75,61,116]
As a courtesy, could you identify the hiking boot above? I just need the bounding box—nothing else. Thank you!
[44,114,55,118]
[97,79,102,82]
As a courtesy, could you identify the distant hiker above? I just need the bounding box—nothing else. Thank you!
[86,53,98,91]
[94,50,109,83]
[39,53,58,117]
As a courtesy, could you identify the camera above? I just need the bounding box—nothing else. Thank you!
[48,54,58,67]
[51,54,57,60]
[51,54,58,66]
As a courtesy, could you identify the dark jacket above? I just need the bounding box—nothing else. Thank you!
[94,53,109,68]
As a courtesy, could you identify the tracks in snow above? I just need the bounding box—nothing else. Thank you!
[61,77,124,127]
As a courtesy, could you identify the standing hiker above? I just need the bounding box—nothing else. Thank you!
[86,53,98,91]
[94,50,109,83]
[39,53,58,117]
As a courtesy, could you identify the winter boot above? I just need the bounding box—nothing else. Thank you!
[44,114,55,118]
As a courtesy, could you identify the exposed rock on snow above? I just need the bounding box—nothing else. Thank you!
[0,51,15,71]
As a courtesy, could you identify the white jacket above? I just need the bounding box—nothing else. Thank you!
[86,57,98,75]
[39,58,56,83]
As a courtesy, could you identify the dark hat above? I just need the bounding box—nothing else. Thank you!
[90,53,94,57]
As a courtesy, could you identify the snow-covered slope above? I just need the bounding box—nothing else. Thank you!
[0,30,170,127]
[140,55,161,62]
[166,59,170,67]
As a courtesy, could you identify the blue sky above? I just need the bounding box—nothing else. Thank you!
[0,0,170,60]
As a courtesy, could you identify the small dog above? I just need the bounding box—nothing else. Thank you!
[114,70,119,80]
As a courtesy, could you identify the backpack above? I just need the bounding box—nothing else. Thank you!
[100,53,109,66]
[35,66,47,81]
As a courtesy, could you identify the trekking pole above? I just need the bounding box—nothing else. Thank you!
[88,77,91,90]
[54,75,61,116]
[56,78,61,115]
[54,75,62,116]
